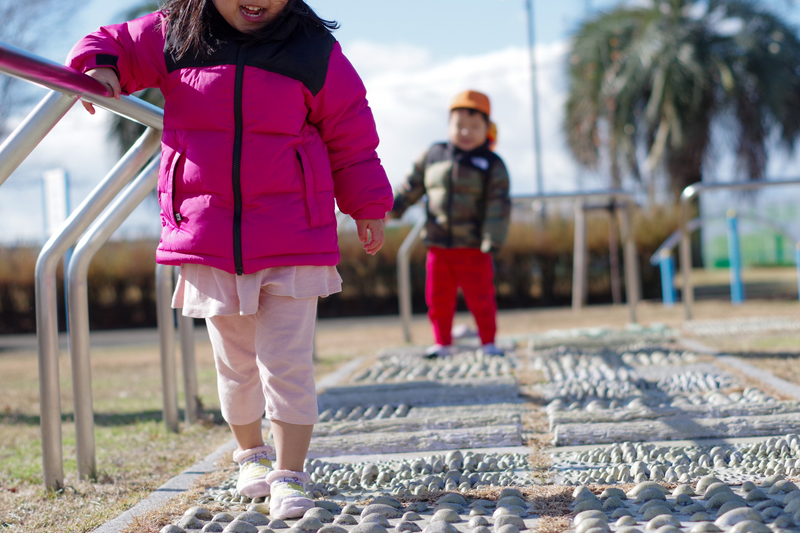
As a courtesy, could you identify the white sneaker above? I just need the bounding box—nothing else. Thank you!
[233,445,273,498]
[424,344,453,358]
[479,343,505,357]
[267,470,314,519]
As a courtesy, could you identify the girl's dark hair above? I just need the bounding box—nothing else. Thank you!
[161,0,339,60]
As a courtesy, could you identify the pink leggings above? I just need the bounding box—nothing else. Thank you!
[205,294,319,426]
[425,246,497,346]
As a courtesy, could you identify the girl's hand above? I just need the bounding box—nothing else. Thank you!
[81,67,121,114]
[356,218,385,256]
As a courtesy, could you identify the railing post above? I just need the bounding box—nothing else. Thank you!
[607,203,622,305]
[619,201,640,324]
[178,312,198,425]
[0,91,76,187]
[156,264,180,433]
[796,242,800,302]
[727,209,744,305]
[679,192,695,320]
[659,249,676,307]
[572,201,587,310]
[66,131,161,480]
[397,216,426,343]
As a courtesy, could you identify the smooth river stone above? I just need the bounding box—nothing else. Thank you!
[318,527,347,533]
[642,506,673,520]
[222,520,259,533]
[421,522,458,533]
[468,516,489,528]
[202,523,224,533]
[351,524,390,533]
[714,508,762,529]
[493,515,526,530]
[362,505,403,519]
[361,515,391,528]
[494,526,521,533]
[305,509,335,523]
[395,522,421,533]
[574,510,607,525]
[600,488,626,500]
[334,515,358,526]
[688,523,721,533]
[575,518,609,533]
[431,510,460,523]
[573,500,604,513]
[704,492,746,510]
[646,515,680,529]
[728,521,771,533]
[268,519,289,529]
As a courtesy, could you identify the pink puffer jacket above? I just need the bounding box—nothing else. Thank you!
[67,11,392,275]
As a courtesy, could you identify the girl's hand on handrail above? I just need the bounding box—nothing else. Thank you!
[356,218,385,256]
[80,67,121,114]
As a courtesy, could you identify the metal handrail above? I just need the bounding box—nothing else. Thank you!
[397,215,426,343]
[678,178,800,320]
[0,41,171,490]
[67,154,161,479]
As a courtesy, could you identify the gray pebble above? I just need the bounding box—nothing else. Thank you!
[269,519,290,529]
[717,500,748,516]
[704,492,746,510]
[573,486,594,499]
[653,527,681,533]
[636,488,666,503]
[611,509,633,518]
[362,504,403,519]
[729,521,771,533]
[696,477,723,494]
[294,517,325,532]
[343,504,362,515]
[471,528,492,533]
[690,513,712,522]
[688,523,721,533]
[305,509,335,523]
[499,488,524,500]
[772,514,795,528]
[615,528,642,533]
[318,527,347,533]
[421,521,458,533]
[493,515,526,531]
[575,518,609,533]
[315,501,342,512]
[470,500,495,509]
[223,520,259,533]
[573,500,603,513]
[741,481,757,492]
[161,527,186,533]
[494,525,521,533]
[493,506,525,518]
[406,503,429,513]
[373,497,404,509]
[573,510,607,525]
[647,515,680,529]
[202,523,224,533]
[599,488,626,501]
[744,489,770,502]
[497,496,526,508]
[468,516,489,528]
[615,516,636,527]
[334,515,358,526]
[437,494,467,506]
[672,485,695,497]
[761,506,783,520]
[186,507,214,520]
[675,494,693,506]
[395,522,421,533]
[643,506,673,520]
[178,516,205,530]
[361,515,391,527]
[212,513,235,523]
[682,503,705,514]
[602,497,624,510]
[470,507,486,516]
[714,508,761,529]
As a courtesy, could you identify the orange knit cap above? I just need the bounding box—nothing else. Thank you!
[449,90,491,117]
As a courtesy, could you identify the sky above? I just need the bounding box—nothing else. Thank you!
[2,0,800,244]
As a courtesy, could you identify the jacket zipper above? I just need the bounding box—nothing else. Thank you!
[232,44,247,275]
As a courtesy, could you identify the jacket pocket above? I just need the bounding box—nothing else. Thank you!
[166,151,184,227]
[295,146,322,227]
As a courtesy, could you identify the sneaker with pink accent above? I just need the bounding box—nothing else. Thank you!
[266,470,314,519]
[232,445,273,498]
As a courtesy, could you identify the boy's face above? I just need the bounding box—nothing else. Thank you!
[448,108,489,151]
[212,0,290,32]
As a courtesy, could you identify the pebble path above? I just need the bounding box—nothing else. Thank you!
[144,318,800,533]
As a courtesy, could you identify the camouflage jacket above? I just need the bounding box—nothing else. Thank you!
[390,142,511,251]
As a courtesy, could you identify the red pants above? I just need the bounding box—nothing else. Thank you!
[425,246,497,346]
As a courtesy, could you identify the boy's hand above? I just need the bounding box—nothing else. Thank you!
[81,67,121,114]
[356,218,385,255]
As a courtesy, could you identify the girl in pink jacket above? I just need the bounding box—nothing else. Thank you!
[69,0,393,519]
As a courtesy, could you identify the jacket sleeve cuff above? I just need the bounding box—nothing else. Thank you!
[350,203,392,220]
[81,54,120,78]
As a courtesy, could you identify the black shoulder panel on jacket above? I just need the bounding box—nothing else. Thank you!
[424,142,453,168]
[165,27,336,96]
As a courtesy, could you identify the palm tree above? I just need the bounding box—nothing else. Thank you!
[564,0,800,201]
[110,1,163,156]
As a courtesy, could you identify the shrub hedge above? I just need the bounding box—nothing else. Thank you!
[0,208,680,334]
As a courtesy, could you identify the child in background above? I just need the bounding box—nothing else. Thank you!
[389,90,511,358]
[69,0,392,519]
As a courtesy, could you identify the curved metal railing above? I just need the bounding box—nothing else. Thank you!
[678,178,800,320]
[0,40,176,490]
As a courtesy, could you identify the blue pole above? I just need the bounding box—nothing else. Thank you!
[659,250,676,307]
[727,209,744,305]
[795,243,800,302]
